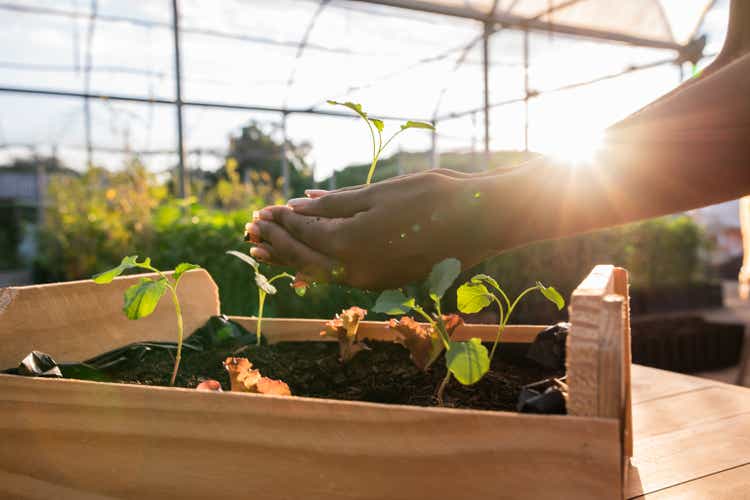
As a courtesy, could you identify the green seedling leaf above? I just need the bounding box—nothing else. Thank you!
[369,118,384,133]
[226,250,259,271]
[446,338,490,385]
[457,282,492,314]
[471,273,500,291]
[373,289,413,315]
[173,262,200,281]
[426,258,461,301]
[400,120,434,131]
[92,255,140,284]
[255,273,277,295]
[294,285,307,297]
[537,281,565,310]
[327,100,368,119]
[123,277,168,320]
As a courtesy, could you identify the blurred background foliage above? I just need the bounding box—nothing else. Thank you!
[29,147,710,324]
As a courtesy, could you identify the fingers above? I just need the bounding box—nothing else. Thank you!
[255,206,343,256]
[285,187,371,217]
[247,220,340,281]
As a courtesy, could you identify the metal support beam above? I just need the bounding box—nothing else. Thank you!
[0,86,432,123]
[171,0,186,198]
[482,21,490,169]
[351,0,684,51]
[280,113,290,199]
[523,28,529,152]
[430,124,439,169]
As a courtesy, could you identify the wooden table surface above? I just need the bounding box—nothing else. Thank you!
[628,364,750,498]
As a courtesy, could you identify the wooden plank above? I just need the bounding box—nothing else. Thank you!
[228,316,546,344]
[614,267,633,459]
[0,270,219,368]
[626,413,750,498]
[631,365,715,405]
[629,464,750,499]
[632,385,750,440]
[0,374,621,500]
[566,264,616,417]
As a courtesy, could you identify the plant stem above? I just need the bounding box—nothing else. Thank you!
[365,153,380,185]
[488,296,506,360]
[168,285,184,386]
[436,370,451,406]
[256,291,266,345]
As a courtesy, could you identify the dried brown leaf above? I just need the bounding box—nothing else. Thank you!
[223,356,291,396]
[388,317,435,371]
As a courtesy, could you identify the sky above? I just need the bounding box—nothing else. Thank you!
[0,0,731,182]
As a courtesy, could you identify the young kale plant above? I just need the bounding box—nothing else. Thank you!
[93,256,200,386]
[327,100,434,184]
[226,250,306,346]
[456,275,564,361]
[373,258,478,405]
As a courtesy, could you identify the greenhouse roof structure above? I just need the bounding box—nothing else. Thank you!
[0,0,726,194]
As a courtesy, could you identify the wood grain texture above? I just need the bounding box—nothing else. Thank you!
[630,464,750,499]
[0,269,219,369]
[229,316,546,344]
[0,374,621,500]
[627,366,750,498]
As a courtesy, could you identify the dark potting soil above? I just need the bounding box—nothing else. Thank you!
[100,337,562,412]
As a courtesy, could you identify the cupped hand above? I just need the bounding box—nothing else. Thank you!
[245,170,498,290]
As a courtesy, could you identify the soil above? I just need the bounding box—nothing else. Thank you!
[99,337,562,412]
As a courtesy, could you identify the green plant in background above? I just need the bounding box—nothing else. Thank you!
[327,100,434,184]
[226,250,307,345]
[92,256,200,385]
[457,275,564,360]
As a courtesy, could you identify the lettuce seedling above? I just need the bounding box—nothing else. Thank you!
[223,357,292,396]
[93,256,200,386]
[320,306,368,362]
[327,100,434,184]
[226,250,307,345]
[457,275,564,361]
[373,258,484,405]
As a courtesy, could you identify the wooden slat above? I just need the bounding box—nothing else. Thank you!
[614,267,633,459]
[631,365,715,405]
[566,264,617,417]
[0,270,219,368]
[627,411,750,497]
[228,316,546,344]
[0,374,621,500]
[629,464,750,499]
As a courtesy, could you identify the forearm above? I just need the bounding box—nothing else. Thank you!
[477,52,750,251]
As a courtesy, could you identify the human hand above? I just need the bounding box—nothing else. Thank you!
[245,170,496,290]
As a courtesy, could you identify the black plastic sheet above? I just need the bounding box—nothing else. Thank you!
[526,322,569,370]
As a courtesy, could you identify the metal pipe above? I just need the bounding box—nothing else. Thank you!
[171,0,186,198]
[349,0,684,51]
[482,21,490,169]
[523,28,529,152]
[0,86,432,123]
[430,125,439,169]
[280,113,290,199]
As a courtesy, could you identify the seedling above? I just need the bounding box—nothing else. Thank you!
[456,275,564,361]
[223,357,292,396]
[327,100,434,184]
[373,258,565,405]
[320,306,368,362]
[92,256,200,386]
[373,258,477,405]
[226,250,306,346]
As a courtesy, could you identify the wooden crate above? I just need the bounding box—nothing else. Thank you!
[0,265,632,499]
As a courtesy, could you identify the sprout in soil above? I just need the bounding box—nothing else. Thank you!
[457,275,565,362]
[373,258,471,405]
[373,258,565,405]
[92,256,200,386]
[226,250,307,346]
[320,306,368,362]
[327,100,434,184]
